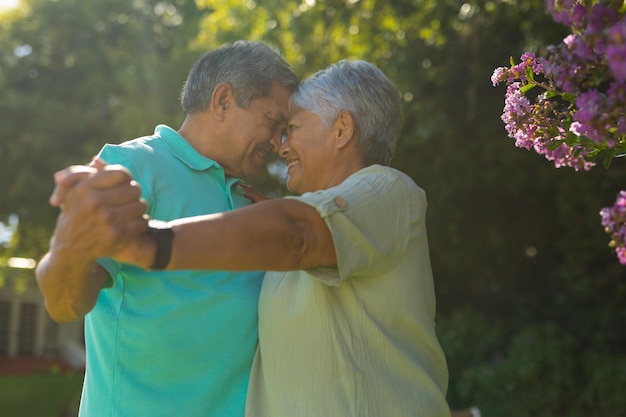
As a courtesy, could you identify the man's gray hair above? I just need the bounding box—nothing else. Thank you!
[290,60,402,166]
[181,41,299,113]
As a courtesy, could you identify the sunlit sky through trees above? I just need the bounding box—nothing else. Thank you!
[0,0,18,10]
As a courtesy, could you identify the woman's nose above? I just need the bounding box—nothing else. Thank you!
[278,138,289,158]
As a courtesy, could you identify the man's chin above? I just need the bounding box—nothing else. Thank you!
[239,165,263,180]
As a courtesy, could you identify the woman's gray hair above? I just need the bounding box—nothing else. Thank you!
[290,60,402,166]
[181,41,299,113]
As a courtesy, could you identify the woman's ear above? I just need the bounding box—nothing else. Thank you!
[210,82,233,121]
[334,111,355,149]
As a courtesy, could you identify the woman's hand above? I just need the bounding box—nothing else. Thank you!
[239,183,272,203]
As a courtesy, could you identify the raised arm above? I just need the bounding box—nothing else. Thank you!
[43,164,337,281]
[171,198,336,271]
[36,166,148,322]
[117,197,337,273]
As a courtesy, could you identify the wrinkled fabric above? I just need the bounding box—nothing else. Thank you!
[246,165,450,417]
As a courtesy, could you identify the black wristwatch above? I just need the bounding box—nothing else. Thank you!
[146,220,174,270]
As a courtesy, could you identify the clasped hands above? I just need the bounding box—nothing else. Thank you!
[49,158,268,269]
[49,158,152,268]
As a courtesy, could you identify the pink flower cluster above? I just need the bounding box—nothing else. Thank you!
[492,0,626,170]
[492,0,626,265]
[493,52,594,170]
[600,191,626,265]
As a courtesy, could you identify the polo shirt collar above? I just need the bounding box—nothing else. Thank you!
[155,124,223,173]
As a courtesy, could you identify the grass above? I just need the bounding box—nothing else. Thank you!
[0,371,83,417]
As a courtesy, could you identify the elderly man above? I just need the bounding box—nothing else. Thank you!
[36,41,298,417]
[47,60,450,417]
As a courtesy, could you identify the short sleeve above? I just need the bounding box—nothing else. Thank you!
[98,144,154,206]
[97,257,120,288]
[291,165,425,286]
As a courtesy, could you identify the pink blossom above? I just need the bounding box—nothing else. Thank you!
[494,1,626,264]
[572,89,607,143]
[601,191,626,265]
[586,2,619,35]
[545,0,578,26]
[491,67,507,86]
[607,22,626,82]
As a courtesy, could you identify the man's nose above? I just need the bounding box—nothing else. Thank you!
[269,131,283,152]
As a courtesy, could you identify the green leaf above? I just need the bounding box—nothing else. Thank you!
[578,135,595,145]
[520,83,536,94]
[585,147,602,158]
[602,150,616,169]
[547,125,561,136]
[547,139,565,151]
[573,146,587,157]
[564,131,580,146]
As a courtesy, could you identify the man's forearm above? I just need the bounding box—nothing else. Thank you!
[36,251,106,322]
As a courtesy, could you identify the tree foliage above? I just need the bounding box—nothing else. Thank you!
[0,0,202,256]
[0,0,624,414]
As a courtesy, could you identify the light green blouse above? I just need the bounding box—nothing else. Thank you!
[246,165,450,417]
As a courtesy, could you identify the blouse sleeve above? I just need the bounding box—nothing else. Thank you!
[289,166,426,286]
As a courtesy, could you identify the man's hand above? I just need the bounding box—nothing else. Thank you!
[49,156,108,207]
[50,164,149,262]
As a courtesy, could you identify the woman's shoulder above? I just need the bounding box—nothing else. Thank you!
[348,165,425,197]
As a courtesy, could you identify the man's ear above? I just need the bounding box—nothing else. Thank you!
[334,111,355,149]
[210,82,233,121]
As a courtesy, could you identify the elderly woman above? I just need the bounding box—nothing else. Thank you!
[51,60,450,417]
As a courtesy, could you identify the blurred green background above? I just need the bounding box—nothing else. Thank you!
[1,0,625,416]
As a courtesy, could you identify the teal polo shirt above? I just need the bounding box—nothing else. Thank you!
[80,125,264,417]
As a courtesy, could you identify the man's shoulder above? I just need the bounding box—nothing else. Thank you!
[102,125,177,151]
[99,134,173,166]
[103,134,162,153]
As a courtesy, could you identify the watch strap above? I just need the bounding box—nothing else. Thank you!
[147,220,174,270]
